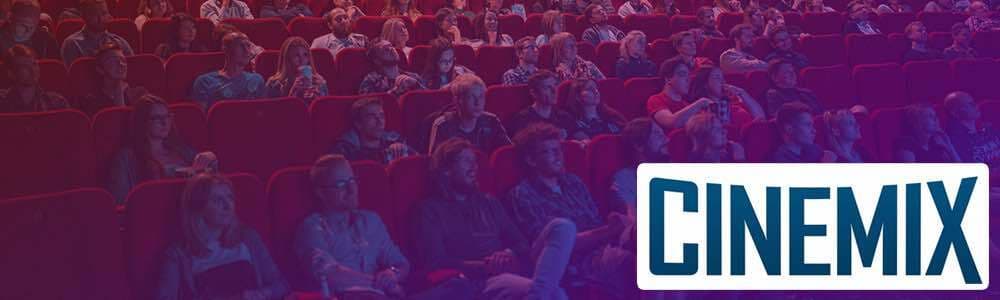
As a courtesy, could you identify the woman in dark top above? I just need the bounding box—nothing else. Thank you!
[421,38,474,89]
[822,109,871,163]
[472,10,514,47]
[894,104,961,163]
[614,30,656,79]
[563,78,626,141]
[685,112,746,162]
[157,173,289,300]
[154,13,207,60]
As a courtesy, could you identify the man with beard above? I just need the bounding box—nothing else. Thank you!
[414,137,575,299]
[580,4,624,46]
[61,0,134,65]
[358,40,423,97]
[190,32,266,109]
[506,70,576,138]
[0,45,67,112]
[311,8,367,58]
[501,37,540,86]
[0,1,58,59]
[609,118,670,217]
[329,97,415,165]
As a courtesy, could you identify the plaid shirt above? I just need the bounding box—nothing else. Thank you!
[201,0,254,24]
[501,64,539,86]
[555,56,605,81]
[358,70,422,96]
[506,173,604,240]
[581,25,625,46]
[0,87,68,113]
[311,33,368,58]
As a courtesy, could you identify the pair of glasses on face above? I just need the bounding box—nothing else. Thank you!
[319,176,358,190]
[150,113,175,123]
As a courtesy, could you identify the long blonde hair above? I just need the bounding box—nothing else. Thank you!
[550,32,575,65]
[619,30,647,60]
[269,37,322,83]
[180,174,242,257]
[541,10,562,36]
[381,18,409,48]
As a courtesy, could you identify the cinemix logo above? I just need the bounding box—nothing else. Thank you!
[636,164,990,290]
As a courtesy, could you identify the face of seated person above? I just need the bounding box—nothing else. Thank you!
[830,114,861,143]
[287,46,311,73]
[436,49,455,74]
[530,77,557,106]
[226,37,253,67]
[98,49,128,81]
[83,3,111,32]
[177,20,198,45]
[445,148,479,191]
[456,83,485,119]
[785,112,816,146]
[314,162,360,211]
[771,30,793,52]
[355,104,388,139]
[10,8,40,42]
[771,63,797,89]
[200,183,238,229]
[527,139,565,177]
[148,103,173,140]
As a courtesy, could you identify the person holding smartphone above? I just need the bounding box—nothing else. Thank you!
[266,37,328,103]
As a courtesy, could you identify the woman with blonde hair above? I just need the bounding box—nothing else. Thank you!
[380,17,412,57]
[156,173,289,299]
[685,112,746,162]
[265,37,328,102]
[382,0,422,22]
[615,30,655,79]
[822,109,870,162]
[535,10,564,45]
[551,32,604,81]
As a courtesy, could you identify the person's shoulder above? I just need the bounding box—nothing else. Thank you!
[432,111,458,127]
[245,72,265,82]
[560,172,587,187]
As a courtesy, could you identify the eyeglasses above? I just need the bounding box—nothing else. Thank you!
[150,113,175,123]
[318,176,358,190]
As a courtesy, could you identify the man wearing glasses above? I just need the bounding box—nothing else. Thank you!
[502,37,541,86]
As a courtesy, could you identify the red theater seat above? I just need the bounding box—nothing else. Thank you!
[745,70,770,107]
[105,18,140,51]
[309,94,401,155]
[224,18,290,50]
[170,102,211,151]
[903,59,954,105]
[740,120,780,163]
[799,34,846,67]
[846,34,895,66]
[476,46,517,85]
[802,12,844,35]
[594,41,620,77]
[853,63,906,110]
[207,98,314,181]
[951,59,1000,100]
[928,31,952,51]
[141,18,215,54]
[124,174,268,298]
[800,65,857,110]
[586,134,629,216]
[164,52,226,101]
[310,49,338,84]
[667,128,692,162]
[716,12,744,37]
[871,107,906,162]
[525,13,544,37]
[254,50,280,80]
[266,166,319,290]
[598,78,633,119]
[399,89,453,150]
[288,17,329,43]
[333,48,373,95]
[490,141,588,196]
[649,38,677,66]
[876,12,916,34]
[980,100,1000,130]
[69,54,166,104]
[486,84,533,124]
[700,38,733,64]
[972,30,1000,58]
[781,12,805,31]
[750,37,774,61]
[917,12,966,32]
[55,19,84,46]
[0,110,95,199]
[499,14,526,40]
[625,14,672,41]
[38,59,72,100]
[669,15,699,33]
[625,77,664,115]
[0,189,128,299]
[407,43,476,75]
[387,156,432,237]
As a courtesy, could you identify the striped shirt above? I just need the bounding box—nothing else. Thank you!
[201,0,254,24]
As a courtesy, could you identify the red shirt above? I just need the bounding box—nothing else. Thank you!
[646,92,690,115]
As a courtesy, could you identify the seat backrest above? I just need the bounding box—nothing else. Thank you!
[525,13,544,37]
[476,46,517,85]
[624,76,664,115]
[288,17,329,43]
[624,14,672,41]
[802,12,844,35]
[715,12,744,36]
[0,188,128,300]
[408,44,477,74]
[667,127,692,162]
[91,106,132,188]
[486,84,533,124]
[353,16,391,40]
[740,120,780,162]
[903,59,954,105]
[38,59,72,100]
[871,107,907,162]
[333,47,373,95]
[170,102,211,151]
[917,11,967,32]
[799,65,857,110]
[399,89,453,147]
[799,33,846,67]
[597,77,634,119]
[224,18,290,50]
[699,37,733,64]
[140,18,215,54]
[107,18,140,51]
[207,98,314,181]
[744,70,770,107]
[669,15,699,34]
[853,63,906,110]
[876,12,916,34]
[164,52,226,101]
[124,173,267,298]
[310,49,338,84]
[0,110,96,199]
[499,14,526,40]
[413,15,440,45]
[594,41,620,77]
[386,155,432,238]
[648,38,677,66]
[781,12,805,33]
[490,141,588,196]
[308,93,401,155]
[979,100,1000,131]
[750,37,774,60]
[266,166,318,290]
[971,30,1000,58]
[951,59,1000,100]
[69,55,167,105]
[846,33,894,66]
[253,50,281,82]
[586,134,628,216]
[928,31,952,51]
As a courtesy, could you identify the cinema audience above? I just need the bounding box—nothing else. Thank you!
[943,91,999,166]
[902,21,942,63]
[266,37,328,101]
[415,137,574,299]
[618,0,653,17]
[311,8,368,58]
[380,18,412,58]
[694,6,724,42]
[507,123,635,298]
[610,118,670,215]
[472,10,514,47]
[764,59,821,117]
[61,0,134,66]
[720,24,768,74]
[108,95,217,203]
[421,38,475,89]
[653,0,680,15]
[877,0,913,13]
[486,0,515,16]
[502,37,541,86]
[330,97,414,164]
[0,0,58,59]
[648,57,712,129]
[295,155,412,299]
[798,0,836,13]
[771,102,837,162]
[943,23,978,59]
[435,8,464,43]
[134,0,174,30]
[535,10,564,45]
[445,0,476,20]
[261,0,314,22]
[81,43,149,115]
[923,0,959,13]
[508,70,576,137]
[843,1,881,35]
[0,45,67,113]
[965,1,1000,32]
[895,104,962,163]
[822,109,871,162]
[667,30,710,69]
[157,173,288,300]
[382,0,422,23]
[200,0,254,25]
[713,0,743,18]
[190,32,266,109]
[154,13,208,59]
[551,32,605,81]
[615,31,656,79]
[688,64,766,125]
[564,78,626,141]
[581,4,625,46]
[358,40,424,96]
[428,74,511,154]
[685,112,746,162]
[744,7,765,36]
[763,26,809,69]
